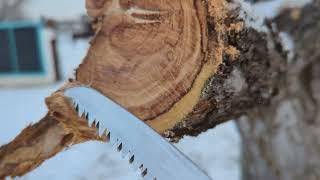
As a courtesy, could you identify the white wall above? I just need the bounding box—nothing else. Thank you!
[25,0,86,20]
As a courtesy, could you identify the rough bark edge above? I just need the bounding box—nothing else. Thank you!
[0,84,106,178]
[238,1,320,179]
[165,10,288,141]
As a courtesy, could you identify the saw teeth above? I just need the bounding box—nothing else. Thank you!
[117,143,123,152]
[78,106,86,118]
[68,97,157,180]
[100,129,110,142]
[143,172,155,180]
[107,136,153,179]
[100,122,108,135]
[132,158,142,171]
[75,104,79,112]
[91,120,97,128]
[79,111,84,118]
[141,167,148,177]
[96,121,100,130]
[113,139,122,150]
[144,171,157,180]
[81,111,86,119]
[139,164,149,178]
[129,155,134,164]
[69,100,154,179]
[85,112,89,120]
[105,131,111,142]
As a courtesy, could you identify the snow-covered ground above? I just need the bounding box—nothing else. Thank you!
[0,1,242,179]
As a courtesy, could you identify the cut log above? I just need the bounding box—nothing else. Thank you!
[0,0,288,178]
[48,0,236,137]
[77,0,211,131]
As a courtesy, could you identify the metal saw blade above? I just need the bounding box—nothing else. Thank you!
[64,86,212,180]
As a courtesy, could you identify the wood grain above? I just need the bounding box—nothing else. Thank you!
[0,89,106,178]
[76,0,208,121]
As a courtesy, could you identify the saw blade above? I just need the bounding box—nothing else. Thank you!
[64,86,212,180]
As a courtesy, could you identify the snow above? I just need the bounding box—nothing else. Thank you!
[12,122,241,180]
[25,0,86,20]
[279,32,295,63]
[176,124,241,180]
[1,1,242,180]
[232,0,311,32]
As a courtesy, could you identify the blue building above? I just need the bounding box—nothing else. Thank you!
[0,21,60,87]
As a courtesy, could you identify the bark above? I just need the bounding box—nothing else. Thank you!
[237,1,320,180]
[0,0,303,178]
[0,90,107,178]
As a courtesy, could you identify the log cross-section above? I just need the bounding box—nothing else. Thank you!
[76,0,209,131]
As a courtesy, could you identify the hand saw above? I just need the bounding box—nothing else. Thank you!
[64,86,212,180]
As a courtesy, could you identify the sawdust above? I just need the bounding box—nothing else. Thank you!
[149,0,244,133]
[207,0,228,32]
[290,8,302,20]
[225,46,240,61]
[228,22,244,33]
[207,0,240,63]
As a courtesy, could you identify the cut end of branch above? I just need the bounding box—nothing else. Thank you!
[74,0,241,135]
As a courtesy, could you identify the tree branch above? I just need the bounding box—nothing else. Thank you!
[0,0,287,178]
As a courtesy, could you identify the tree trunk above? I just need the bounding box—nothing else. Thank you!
[1,0,315,178]
[237,1,320,180]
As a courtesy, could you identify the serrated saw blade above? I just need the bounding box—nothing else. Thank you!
[64,86,212,180]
